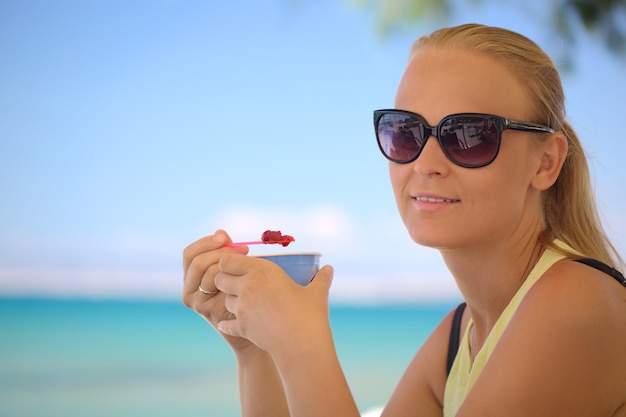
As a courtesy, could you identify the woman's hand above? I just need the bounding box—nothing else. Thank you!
[184,233,356,416]
[215,257,361,417]
[182,230,254,353]
[214,252,334,358]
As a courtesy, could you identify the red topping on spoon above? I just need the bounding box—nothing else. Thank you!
[261,230,295,247]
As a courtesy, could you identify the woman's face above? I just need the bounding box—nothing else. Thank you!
[391,48,544,250]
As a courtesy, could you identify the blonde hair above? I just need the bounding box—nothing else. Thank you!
[410,23,624,271]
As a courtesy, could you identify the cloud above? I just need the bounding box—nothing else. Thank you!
[0,203,458,303]
[0,265,181,300]
[329,272,461,305]
[210,204,365,257]
[0,264,463,304]
[208,204,459,303]
[0,231,186,299]
[0,200,475,303]
[209,203,442,260]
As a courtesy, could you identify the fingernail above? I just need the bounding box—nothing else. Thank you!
[214,233,226,244]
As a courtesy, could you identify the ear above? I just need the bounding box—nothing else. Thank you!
[531,132,568,191]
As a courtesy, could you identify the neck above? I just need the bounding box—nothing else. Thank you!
[441,227,546,348]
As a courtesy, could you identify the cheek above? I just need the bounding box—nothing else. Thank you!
[468,166,533,228]
[388,164,410,208]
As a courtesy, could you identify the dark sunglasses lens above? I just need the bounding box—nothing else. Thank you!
[440,116,499,167]
[376,113,424,162]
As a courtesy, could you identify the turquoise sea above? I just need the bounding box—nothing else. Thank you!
[0,297,458,417]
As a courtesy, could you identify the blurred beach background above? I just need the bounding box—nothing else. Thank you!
[1,298,455,416]
[1,0,624,416]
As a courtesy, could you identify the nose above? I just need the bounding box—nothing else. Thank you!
[413,134,449,177]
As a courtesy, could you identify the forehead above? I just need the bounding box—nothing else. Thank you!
[395,48,532,123]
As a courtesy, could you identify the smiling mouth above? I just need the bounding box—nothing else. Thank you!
[414,196,460,203]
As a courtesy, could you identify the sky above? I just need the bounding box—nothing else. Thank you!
[1,0,625,304]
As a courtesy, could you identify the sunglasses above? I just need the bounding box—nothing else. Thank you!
[373,109,555,168]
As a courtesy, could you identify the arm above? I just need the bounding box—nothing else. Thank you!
[216,255,361,417]
[382,307,464,417]
[237,347,289,417]
[270,310,360,417]
[182,231,290,417]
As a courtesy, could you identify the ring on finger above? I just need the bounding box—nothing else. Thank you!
[198,285,218,296]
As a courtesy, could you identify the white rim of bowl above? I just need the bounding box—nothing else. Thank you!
[252,251,322,257]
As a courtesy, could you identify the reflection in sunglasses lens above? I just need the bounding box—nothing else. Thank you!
[441,117,498,166]
[378,114,421,162]
[378,113,499,167]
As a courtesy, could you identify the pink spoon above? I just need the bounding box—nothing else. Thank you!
[227,230,295,247]
[227,240,291,247]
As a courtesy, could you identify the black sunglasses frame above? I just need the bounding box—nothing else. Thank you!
[373,109,555,168]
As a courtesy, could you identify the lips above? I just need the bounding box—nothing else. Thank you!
[414,196,460,203]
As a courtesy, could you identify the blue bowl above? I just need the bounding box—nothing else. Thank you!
[254,252,322,286]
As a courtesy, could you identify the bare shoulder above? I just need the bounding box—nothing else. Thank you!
[521,259,626,413]
[383,303,468,417]
[529,259,626,327]
[526,259,626,370]
[458,260,626,417]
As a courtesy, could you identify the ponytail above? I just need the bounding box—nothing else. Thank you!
[541,121,624,269]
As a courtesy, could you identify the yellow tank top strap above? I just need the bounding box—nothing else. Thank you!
[443,239,579,416]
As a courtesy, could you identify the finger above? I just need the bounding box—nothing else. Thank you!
[216,255,288,299]
[198,263,221,294]
[310,265,334,294]
[182,230,231,273]
[218,294,239,335]
[197,284,219,297]
[217,317,240,337]
[214,270,240,299]
[182,252,218,297]
[214,253,267,295]
[217,252,262,276]
[183,236,248,298]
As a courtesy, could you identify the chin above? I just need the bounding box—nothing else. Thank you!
[402,217,442,246]
[410,235,445,249]
[406,227,443,249]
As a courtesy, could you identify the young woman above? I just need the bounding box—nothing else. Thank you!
[182,24,626,416]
